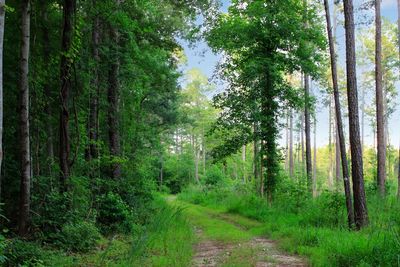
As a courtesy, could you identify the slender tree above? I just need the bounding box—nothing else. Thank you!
[0,0,5,199]
[18,0,31,236]
[304,75,312,192]
[397,0,400,199]
[87,4,100,161]
[343,0,368,229]
[375,0,386,196]
[108,3,121,179]
[289,110,294,177]
[324,0,355,228]
[59,0,76,190]
[40,0,54,175]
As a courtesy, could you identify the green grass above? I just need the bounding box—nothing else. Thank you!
[178,185,400,267]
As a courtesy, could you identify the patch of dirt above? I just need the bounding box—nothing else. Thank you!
[192,227,306,267]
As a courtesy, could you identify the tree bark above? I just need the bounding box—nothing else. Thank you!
[59,0,76,190]
[328,98,333,187]
[108,17,121,179]
[313,113,317,197]
[324,0,355,228]
[304,74,312,193]
[397,0,400,199]
[375,0,386,196]
[343,0,368,229]
[88,6,100,161]
[0,0,5,200]
[289,109,294,177]
[18,0,31,237]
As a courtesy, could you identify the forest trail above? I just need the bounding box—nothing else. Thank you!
[170,199,306,267]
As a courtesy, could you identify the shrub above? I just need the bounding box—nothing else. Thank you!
[4,239,45,267]
[59,221,100,252]
[203,165,226,186]
[97,192,133,234]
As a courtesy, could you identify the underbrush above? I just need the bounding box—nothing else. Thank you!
[178,180,400,267]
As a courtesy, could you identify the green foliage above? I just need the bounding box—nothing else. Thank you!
[59,221,100,253]
[4,239,46,267]
[203,165,227,186]
[96,192,133,234]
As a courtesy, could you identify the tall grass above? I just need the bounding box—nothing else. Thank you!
[128,197,194,266]
[179,182,400,267]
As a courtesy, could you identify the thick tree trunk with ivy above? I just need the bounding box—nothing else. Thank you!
[343,0,368,229]
[375,0,386,196]
[59,0,76,190]
[108,21,121,179]
[0,0,5,200]
[261,68,278,202]
[18,0,31,237]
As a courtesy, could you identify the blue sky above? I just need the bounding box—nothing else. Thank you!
[179,0,400,149]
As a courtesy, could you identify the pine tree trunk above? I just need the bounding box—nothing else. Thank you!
[88,8,100,160]
[289,110,294,177]
[324,0,355,228]
[18,0,31,237]
[313,114,317,197]
[242,145,246,182]
[108,13,121,179]
[253,122,259,182]
[375,0,386,196]
[397,0,400,199]
[328,98,333,187]
[59,0,76,190]
[304,75,312,193]
[343,0,368,229]
[0,0,5,200]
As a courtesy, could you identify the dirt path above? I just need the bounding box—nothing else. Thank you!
[185,205,306,267]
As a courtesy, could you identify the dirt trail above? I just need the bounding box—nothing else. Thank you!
[191,216,306,267]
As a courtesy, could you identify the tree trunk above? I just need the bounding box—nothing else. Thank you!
[328,98,333,187]
[304,74,312,193]
[285,112,289,171]
[18,0,31,237]
[253,122,259,182]
[397,0,400,200]
[108,16,121,179]
[289,109,294,177]
[343,0,368,229]
[40,0,54,175]
[324,0,355,228]
[59,0,76,190]
[88,7,100,161]
[375,0,386,196]
[313,113,317,197]
[241,145,245,182]
[335,118,341,182]
[0,0,5,200]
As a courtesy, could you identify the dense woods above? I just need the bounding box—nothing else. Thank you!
[0,0,399,266]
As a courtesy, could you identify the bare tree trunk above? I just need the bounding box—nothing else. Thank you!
[304,75,312,192]
[253,122,259,182]
[397,0,400,199]
[59,0,76,190]
[108,11,121,179]
[0,0,5,200]
[18,0,31,237]
[202,129,206,175]
[343,0,368,229]
[301,113,305,174]
[195,142,200,183]
[285,112,289,171]
[289,110,294,177]
[335,118,341,182]
[328,98,333,187]
[88,6,100,160]
[313,113,317,197]
[324,0,355,228]
[375,0,386,196]
[242,145,246,182]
